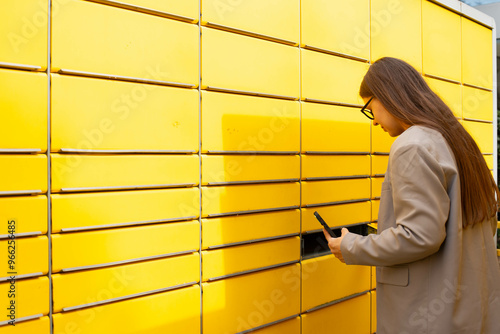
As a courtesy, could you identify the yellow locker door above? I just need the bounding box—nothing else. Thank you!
[462,120,493,154]
[0,155,47,195]
[101,0,199,22]
[0,277,49,323]
[302,179,370,207]
[302,155,370,180]
[1,316,50,333]
[0,196,47,237]
[302,202,371,232]
[425,76,462,118]
[462,18,493,90]
[462,86,493,122]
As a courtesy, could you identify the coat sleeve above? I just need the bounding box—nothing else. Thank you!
[340,144,450,266]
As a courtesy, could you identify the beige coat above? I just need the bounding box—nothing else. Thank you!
[341,126,500,334]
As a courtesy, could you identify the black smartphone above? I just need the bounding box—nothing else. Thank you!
[314,211,340,237]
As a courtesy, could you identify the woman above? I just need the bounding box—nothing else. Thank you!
[323,57,500,333]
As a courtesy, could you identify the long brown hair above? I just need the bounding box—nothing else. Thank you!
[360,57,499,227]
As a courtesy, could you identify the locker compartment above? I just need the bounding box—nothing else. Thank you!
[0,277,49,323]
[371,177,385,199]
[201,27,300,98]
[0,155,47,194]
[302,178,370,206]
[202,236,300,281]
[302,102,371,153]
[202,182,300,217]
[202,209,300,249]
[51,0,199,85]
[202,264,300,334]
[371,266,377,290]
[251,316,300,334]
[371,155,389,176]
[372,199,380,222]
[105,0,199,21]
[484,155,494,170]
[302,292,370,334]
[462,120,493,153]
[302,202,371,232]
[302,155,370,180]
[51,74,199,152]
[462,86,493,122]
[0,1,48,69]
[425,76,462,118]
[202,0,299,44]
[462,18,493,89]
[301,255,370,311]
[1,316,49,333]
[370,0,422,71]
[372,125,396,153]
[201,91,300,153]
[52,252,199,312]
[0,236,48,279]
[422,0,461,82]
[301,50,369,105]
[51,154,198,192]
[202,155,300,185]
[53,284,200,334]
[371,290,377,333]
[301,0,370,60]
[0,69,47,152]
[51,221,199,272]
[0,196,47,237]
[51,188,199,233]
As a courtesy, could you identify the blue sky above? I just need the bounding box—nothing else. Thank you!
[461,0,500,6]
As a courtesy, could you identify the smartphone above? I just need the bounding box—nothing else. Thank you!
[314,211,340,237]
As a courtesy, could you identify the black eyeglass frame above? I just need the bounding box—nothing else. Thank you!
[360,97,374,120]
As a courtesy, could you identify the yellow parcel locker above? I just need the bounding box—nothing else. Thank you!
[0,155,47,195]
[370,0,422,71]
[302,178,370,206]
[0,276,49,323]
[484,154,494,170]
[0,196,47,237]
[51,0,199,85]
[372,177,385,199]
[51,221,199,272]
[201,27,300,98]
[301,50,369,105]
[51,74,199,152]
[202,182,300,217]
[0,1,48,69]
[422,0,461,82]
[202,236,300,281]
[52,252,199,312]
[462,120,493,153]
[201,91,300,153]
[302,103,370,153]
[202,0,299,43]
[302,155,370,180]
[107,0,199,21]
[0,236,48,279]
[462,18,493,89]
[302,202,371,232]
[202,209,300,249]
[51,188,199,232]
[425,76,462,118]
[203,264,300,334]
[0,69,47,151]
[251,316,300,334]
[371,155,389,176]
[301,0,370,60]
[372,199,380,222]
[1,316,50,333]
[372,125,396,153]
[301,255,370,311]
[53,284,200,334]
[462,86,493,122]
[51,154,198,192]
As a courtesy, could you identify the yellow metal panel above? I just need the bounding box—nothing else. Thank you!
[462,120,493,153]
[372,177,385,199]
[51,221,199,272]
[201,91,300,153]
[371,155,389,176]
[484,155,494,170]
[251,316,300,334]
[371,266,377,290]
[422,1,461,82]
[202,155,300,185]
[203,264,300,334]
[1,316,50,333]
[51,74,199,152]
[202,27,300,97]
[372,125,396,153]
[372,199,380,222]
[370,0,422,71]
[462,18,493,89]
[302,179,370,206]
[301,50,369,104]
[51,0,199,85]
[115,0,199,20]
[302,293,371,334]
[0,0,48,68]
[302,155,370,180]
[51,188,199,233]
[1,236,48,279]
[53,285,200,334]
[425,76,462,118]
[301,0,369,60]
[371,290,377,333]
[202,0,299,43]
[52,252,199,312]
[0,196,47,236]
[0,69,47,151]
[51,154,198,192]
[202,209,300,249]
[462,86,493,122]
[202,183,300,217]
[301,255,370,311]
[0,155,47,193]
[0,277,49,323]
[302,103,371,153]
[202,237,300,281]
[302,202,371,232]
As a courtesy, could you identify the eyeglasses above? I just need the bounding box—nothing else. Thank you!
[360,97,374,120]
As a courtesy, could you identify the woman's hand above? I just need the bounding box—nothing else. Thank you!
[322,228,349,263]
